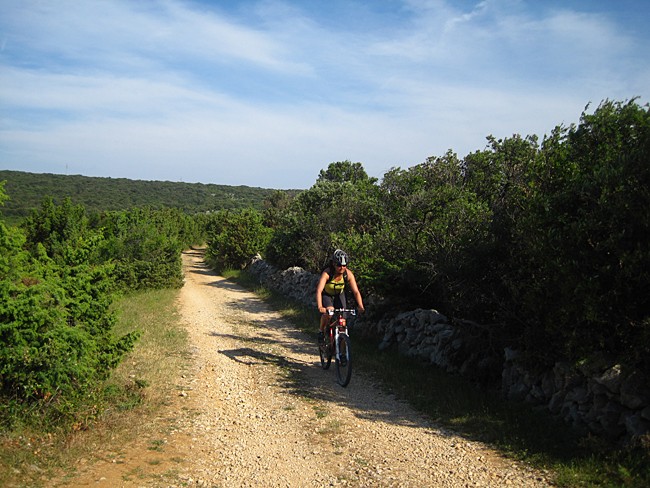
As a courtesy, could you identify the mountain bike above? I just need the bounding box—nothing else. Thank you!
[318,308,355,387]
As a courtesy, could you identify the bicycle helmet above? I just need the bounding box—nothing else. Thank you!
[332,249,348,266]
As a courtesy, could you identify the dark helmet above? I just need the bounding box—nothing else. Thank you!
[332,249,348,266]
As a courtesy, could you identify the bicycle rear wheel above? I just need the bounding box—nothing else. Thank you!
[335,334,352,386]
[319,339,332,370]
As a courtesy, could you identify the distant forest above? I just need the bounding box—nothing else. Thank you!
[0,170,294,222]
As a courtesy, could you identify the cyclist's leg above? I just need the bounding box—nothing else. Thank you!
[320,294,334,340]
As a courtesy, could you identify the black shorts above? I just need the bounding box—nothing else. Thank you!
[322,292,346,310]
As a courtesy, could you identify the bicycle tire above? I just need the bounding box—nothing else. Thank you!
[335,334,352,387]
[319,339,332,370]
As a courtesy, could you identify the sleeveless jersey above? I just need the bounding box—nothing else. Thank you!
[323,266,347,296]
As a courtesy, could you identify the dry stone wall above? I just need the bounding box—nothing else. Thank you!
[245,255,650,444]
[502,353,650,441]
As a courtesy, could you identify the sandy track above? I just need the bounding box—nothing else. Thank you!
[55,250,552,487]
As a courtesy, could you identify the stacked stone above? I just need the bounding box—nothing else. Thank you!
[502,356,650,441]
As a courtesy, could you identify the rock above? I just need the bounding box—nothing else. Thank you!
[565,386,589,405]
[641,406,650,421]
[599,401,626,438]
[548,391,565,414]
[378,339,392,352]
[540,372,555,400]
[624,412,650,438]
[426,323,448,335]
[395,311,412,322]
[507,383,529,402]
[526,384,546,404]
[594,364,623,394]
[504,348,520,362]
[620,371,650,410]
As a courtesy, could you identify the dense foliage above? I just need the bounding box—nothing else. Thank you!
[265,161,382,273]
[263,100,650,374]
[0,187,205,429]
[204,209,272,271]
[1,195,129,425]
[0,170,295,224]
[92,207,202,290]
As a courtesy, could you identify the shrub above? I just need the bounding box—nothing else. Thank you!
[0,239,139,427]
[205,208,272,271]
[0,188,138,427]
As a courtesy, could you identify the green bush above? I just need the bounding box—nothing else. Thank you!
[205,208,272,271]
[0,215,138,427]
[501,100,650,369]
[372,153,493,313]
[93,207,198,289]
[0,190,198,428]
[266,161,382,271]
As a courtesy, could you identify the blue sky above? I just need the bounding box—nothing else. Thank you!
[1,0,648,189]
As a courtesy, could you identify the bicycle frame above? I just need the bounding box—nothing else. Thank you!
[327,308,355,362]
[319,308,355,386]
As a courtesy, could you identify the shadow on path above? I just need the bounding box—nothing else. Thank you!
[184,250,440,432]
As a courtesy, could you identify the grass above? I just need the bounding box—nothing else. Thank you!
[317,419,342,436]
[148,439,166,452]
[313,404,329,419]
[0,288,188,488]
[225,268,650,488]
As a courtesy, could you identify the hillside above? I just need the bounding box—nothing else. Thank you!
[0,170,294,221]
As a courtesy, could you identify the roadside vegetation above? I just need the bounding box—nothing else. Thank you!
[0,288,186,487]
[1,97,649,486]
[0,189,201,486]
[262,100,650,381]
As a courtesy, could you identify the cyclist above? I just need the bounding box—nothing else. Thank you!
[315,249,365,343]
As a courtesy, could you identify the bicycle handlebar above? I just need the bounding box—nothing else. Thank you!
[327,308,357,316]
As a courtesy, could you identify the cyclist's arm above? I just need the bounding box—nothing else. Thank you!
[315,271,330,314]
[346,270,365,312]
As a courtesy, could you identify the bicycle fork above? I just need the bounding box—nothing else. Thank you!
[333,315,347,362]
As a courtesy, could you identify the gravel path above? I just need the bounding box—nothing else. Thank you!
[56,250,553,487]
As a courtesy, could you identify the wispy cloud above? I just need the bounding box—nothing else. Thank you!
[1,0,648,188]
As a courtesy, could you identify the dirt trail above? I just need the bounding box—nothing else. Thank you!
[55,250,552,487]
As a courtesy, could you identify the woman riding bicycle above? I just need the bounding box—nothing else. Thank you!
[315,249,365,343]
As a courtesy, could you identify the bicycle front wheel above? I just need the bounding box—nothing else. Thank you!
[319,339,332,370]
[335,334,352,387]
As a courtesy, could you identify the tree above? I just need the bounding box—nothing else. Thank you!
[375,152,492,312]
[510,99,650,368]
[22,197,90,262]
[267,162,381,272]
[205,209,272,271]
[263,190,294,229]
[317,160,377,185]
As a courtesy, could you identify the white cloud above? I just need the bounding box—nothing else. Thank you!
[1,0,648,188]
